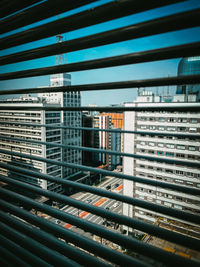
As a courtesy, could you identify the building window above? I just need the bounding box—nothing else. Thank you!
[158,126,164,131]
[164,201,172,207]
[158,143,164,147]
[174,204,182,209]
[188,155,195,159]
[166,169,173,174]
[178,118,187,123]
[139,165,145,168]
[167,127,176,131]
[166,152,174,157]
[189,127,197,132]
[140,125,147,129]
[188,146,195,151]
[187,172,194,177]
[138,210,144,214]
[175,179,184,183]
[186,181,193,186]
[149,142,155,146]
[141,117,147,121]
[139,195,144,199]
[157,151,164,155]
[166,143,175,148]
[176,144,185,150]
[176,153,185,158]
[156,199,162,204]
[178,127,186,132]
[176,170,184,175]
[165,177,173,182]
[165,194,172,199]
[190,118,198,123]
[158,117,165,122]
[140,141,145,145]
[150,125,156,130]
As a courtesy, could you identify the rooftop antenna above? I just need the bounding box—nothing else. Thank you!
[56,14,65,65]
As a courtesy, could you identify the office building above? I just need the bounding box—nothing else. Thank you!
[38,73,82,180]
[100,112,124,152]
[123,91,200,237]
[176,56,200,101]
[92,114,121,169]
[0,95,63,192]
[82,113,94,166]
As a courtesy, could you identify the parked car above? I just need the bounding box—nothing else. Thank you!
[113,202,119,208]
[106,185,111,190]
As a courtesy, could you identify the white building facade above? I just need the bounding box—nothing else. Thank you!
[39,73,82,180]
[123,93,200,237]
[0,96,63,192]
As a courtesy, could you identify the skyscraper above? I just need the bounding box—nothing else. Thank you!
[38,73,82,180]
[123,92,200,238]
[176,56,200,101]
[0,95,63,192]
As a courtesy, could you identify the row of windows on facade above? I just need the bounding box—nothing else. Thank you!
[139,124,198,132]
[136,191,200,209]
[136,197,199,214]
[136,188,200,204]
[139,148,199,160]
[0,123,41,129]
[0,139,42,149]
[46,130,61,136]
[137,172,199,188]
[138,164,200,178]
[0,118,41,123]
[138,134,199,142]
[134,170,198,187]
[45,119,60,124]
[139,116,198,123]
[0,144,42,155]
[0,112,41,117]
[1,156,43,169]
[135,206,200,219]
[139,141,198,151]
[0,129,42,136]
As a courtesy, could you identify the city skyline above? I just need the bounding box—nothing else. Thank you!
[0,0,200,106]
[1,1,200,265]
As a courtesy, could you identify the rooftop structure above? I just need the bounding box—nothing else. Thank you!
[176,56,200,101]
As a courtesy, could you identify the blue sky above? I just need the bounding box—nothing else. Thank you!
[0,0,200,105]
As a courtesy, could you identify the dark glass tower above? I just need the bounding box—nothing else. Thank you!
[176,56,200,101]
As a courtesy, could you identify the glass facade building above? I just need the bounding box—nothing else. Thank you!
[176,56,200,101]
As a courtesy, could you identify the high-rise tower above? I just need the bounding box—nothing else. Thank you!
[38,15,82,182]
